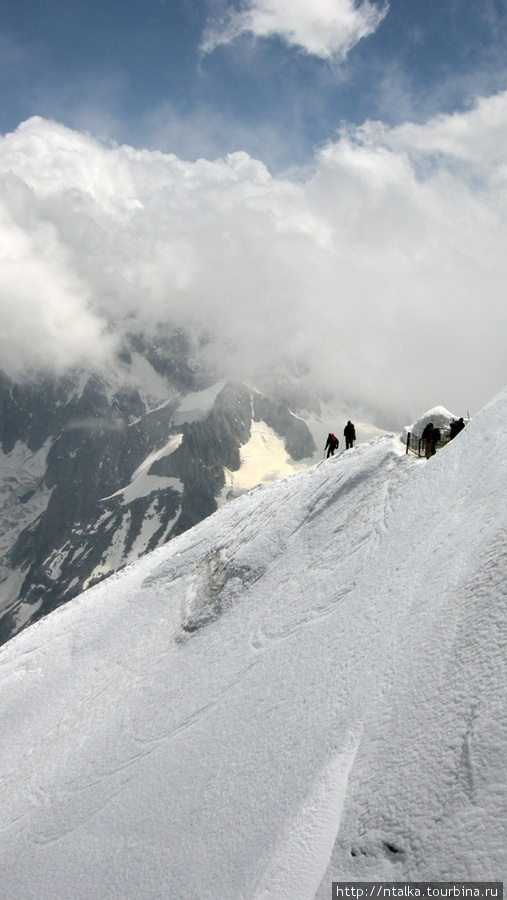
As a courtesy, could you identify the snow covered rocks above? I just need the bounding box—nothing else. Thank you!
[0,368,315,645]
[0,387,506,897]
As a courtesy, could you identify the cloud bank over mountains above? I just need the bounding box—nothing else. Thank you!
[1,91,507,423]
[202,0,389,60]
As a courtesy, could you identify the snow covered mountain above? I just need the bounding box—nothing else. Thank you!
[0,383,505,897]
[0,331,319,644]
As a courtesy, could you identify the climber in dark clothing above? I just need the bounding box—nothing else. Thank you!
[421,422,435,459]
[449,417,465,439]
[344,421,356,450]
[325,433,339,457]
[432,426,441,454]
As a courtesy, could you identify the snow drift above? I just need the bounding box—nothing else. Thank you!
[0,386,506,897]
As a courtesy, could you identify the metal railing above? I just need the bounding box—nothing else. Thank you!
[406,427,452,457]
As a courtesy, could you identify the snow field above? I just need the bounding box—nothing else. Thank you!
[0,388,505,897]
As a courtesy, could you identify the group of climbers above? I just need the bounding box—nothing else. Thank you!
[422,417,466,459]
[326,416,467,460]
[324,421,356,458]
[449,417,466,440]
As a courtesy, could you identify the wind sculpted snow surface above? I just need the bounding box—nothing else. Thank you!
[0,388,506,898]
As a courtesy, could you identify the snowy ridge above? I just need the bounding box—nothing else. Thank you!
[0,388,506,897]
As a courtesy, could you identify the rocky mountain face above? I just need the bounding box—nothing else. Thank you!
[0,334,315,644]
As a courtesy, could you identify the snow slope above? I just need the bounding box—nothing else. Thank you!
[0,387,506,898]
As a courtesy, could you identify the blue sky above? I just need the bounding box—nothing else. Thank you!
[2,0,507,170]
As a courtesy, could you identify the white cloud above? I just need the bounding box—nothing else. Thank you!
[385,91,507,171]
[1,96,507,422]
[0,176,117,376]
[202,0,389,60]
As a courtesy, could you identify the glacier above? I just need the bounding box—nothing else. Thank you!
[0,385,505,898]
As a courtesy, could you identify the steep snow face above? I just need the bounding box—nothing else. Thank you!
[171,381,227,424]
[99,434,184,505]
[0,387,506,898]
